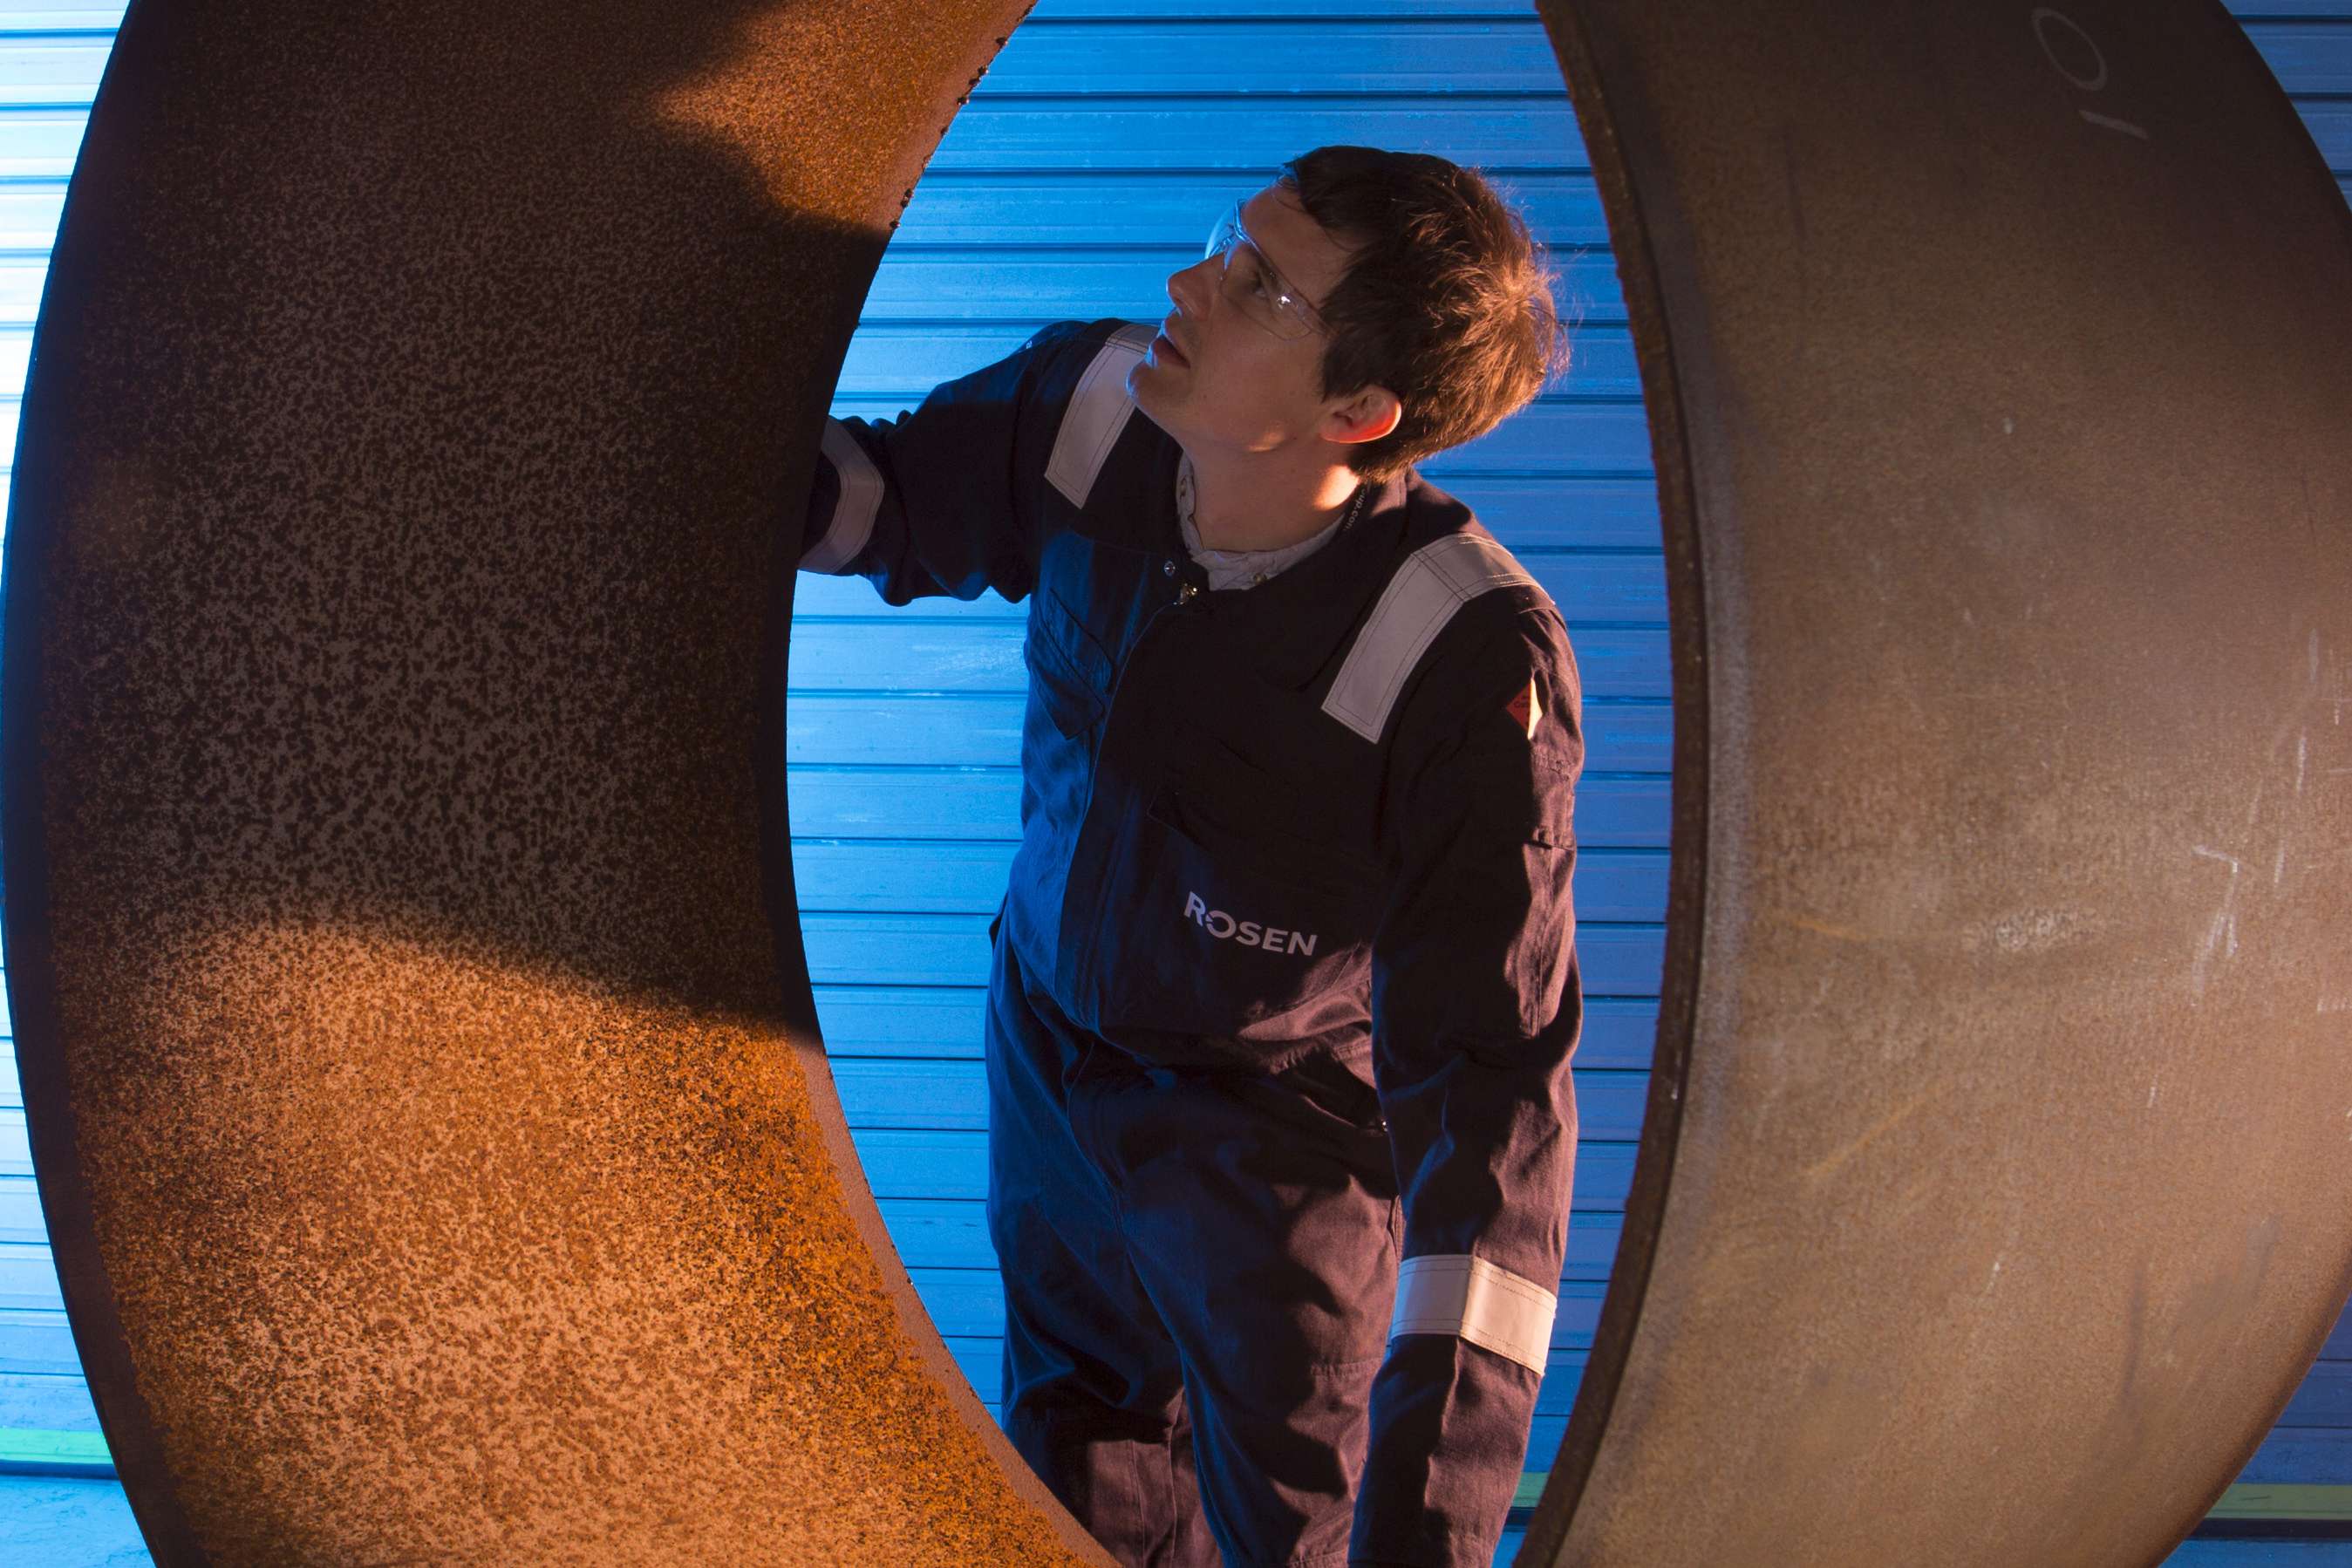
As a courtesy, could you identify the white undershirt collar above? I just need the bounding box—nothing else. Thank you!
[1176,451,1359,591]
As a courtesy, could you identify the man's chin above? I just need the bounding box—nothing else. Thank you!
[1128,372,1181,435]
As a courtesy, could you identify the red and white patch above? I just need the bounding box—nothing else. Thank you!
[1504,678,1542,740]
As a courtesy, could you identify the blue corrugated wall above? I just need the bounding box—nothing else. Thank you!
[0,1,2346,1556]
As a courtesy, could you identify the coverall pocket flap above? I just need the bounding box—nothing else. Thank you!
[1148,777,1381,900]
[1023,593,1112,739]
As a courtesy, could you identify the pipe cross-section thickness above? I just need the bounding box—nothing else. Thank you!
[3,0,1106,1561]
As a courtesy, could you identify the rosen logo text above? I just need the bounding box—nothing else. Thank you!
[1183,891,1319,956]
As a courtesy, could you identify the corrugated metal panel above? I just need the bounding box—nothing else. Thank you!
[0,4,2342,1555]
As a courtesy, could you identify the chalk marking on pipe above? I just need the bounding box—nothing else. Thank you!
[1776,910,1875,944]
[2189,847,2246,1000]
[1803,1089,1940,1184]
[2079,108,2148,140]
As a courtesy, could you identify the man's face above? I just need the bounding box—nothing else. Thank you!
[1129,183,1378,457]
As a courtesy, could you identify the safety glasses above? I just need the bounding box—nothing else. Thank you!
[1203,199,1330,341]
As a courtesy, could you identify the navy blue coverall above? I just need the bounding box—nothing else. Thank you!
[797,317,1584,1568]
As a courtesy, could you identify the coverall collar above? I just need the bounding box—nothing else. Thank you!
[1162,451,1415,692]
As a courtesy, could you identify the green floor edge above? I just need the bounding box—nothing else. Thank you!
[0,1428,112,1477]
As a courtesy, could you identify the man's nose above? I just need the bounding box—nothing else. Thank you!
[1168,254,1215,316]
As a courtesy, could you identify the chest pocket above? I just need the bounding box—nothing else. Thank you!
[1153,763,1380,900]
[1022,589,1112,740]
[1017,589,1114,848]
[1092,745,1386,1042]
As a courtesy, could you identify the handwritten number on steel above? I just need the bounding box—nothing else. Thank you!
[2031,7,2150,141]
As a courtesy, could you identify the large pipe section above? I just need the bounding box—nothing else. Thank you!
[4,1,1105,1560]
[1529,3,2352,1561]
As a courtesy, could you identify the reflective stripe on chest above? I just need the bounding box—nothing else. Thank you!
[1322,532,1540,742]
[1045,324,1157,508]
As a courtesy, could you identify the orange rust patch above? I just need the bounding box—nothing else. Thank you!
[18,0,1101,1558]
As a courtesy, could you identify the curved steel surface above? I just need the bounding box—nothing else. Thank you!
[7,0,2350,1563]
[1,0,1108,1561]
[1527,1,2352,1563]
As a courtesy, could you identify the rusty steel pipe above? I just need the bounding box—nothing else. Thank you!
[3,0,2349,1564]
[1527,1,2352,1563]
[3,0,1108,1561]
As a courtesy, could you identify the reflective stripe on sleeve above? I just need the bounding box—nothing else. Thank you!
[1387,1252,1557,1374]
[1044,323,1156,508]
[802,417,884,574]
[1320,533,1542,742]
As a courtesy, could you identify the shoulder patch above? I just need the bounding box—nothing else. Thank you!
[1044,322,1157,508]
[1504,676,1543,740]
[1322,532,1544,743]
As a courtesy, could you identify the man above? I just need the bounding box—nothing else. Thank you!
[796,145,1582,1568]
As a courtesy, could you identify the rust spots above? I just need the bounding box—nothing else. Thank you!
[58,924,1082,1562]
[12,0,1100,1558]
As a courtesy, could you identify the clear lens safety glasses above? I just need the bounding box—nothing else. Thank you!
[1203,200,1326,341]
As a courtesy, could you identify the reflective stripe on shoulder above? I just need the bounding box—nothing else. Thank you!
[1387,1252,1557,1375]
[1044,322,1157,508]
[803,416,884,574]
[1321,532,1542,742]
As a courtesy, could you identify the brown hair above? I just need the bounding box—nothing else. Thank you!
[1274,146,1572,485]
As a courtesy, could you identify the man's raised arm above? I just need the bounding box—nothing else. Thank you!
[797,319,1094,605]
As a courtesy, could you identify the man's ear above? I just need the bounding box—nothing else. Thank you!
[1328,385,1402,446]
